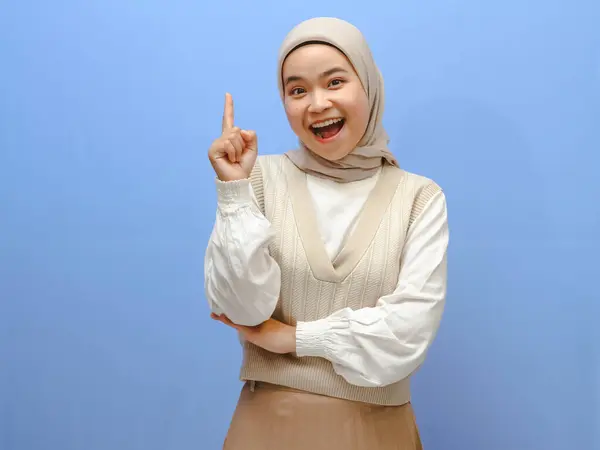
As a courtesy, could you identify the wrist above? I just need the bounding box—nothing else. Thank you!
[295,319,332,358]
[215,177,252,206]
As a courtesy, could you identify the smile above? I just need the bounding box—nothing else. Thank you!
[310,118,345,142]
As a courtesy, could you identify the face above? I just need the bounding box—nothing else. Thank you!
[281,44,370,161]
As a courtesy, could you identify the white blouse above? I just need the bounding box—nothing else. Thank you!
[204,168,449,388]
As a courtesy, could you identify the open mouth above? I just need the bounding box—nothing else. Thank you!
[310,118,345,141]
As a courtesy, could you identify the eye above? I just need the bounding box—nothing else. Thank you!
[329,79,344,87]
[289,87,306,96]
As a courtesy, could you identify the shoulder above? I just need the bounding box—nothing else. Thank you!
[388,167,444,202]
[395,168,446,226]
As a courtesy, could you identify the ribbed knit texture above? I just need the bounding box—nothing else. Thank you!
[241,155,440,406]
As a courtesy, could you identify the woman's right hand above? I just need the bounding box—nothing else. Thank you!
[208,93,258,182]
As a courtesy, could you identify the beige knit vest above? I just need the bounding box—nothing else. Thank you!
[240,155,441,406]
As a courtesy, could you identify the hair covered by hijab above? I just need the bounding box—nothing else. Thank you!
[278,17,399,183]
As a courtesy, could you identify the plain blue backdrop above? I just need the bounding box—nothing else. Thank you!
[1,1,598,449]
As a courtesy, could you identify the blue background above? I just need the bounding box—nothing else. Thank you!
[1,1,598,449]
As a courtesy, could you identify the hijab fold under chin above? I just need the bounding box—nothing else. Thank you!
[278,17,399,183]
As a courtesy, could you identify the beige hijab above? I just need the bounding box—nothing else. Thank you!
[278,17,398,183]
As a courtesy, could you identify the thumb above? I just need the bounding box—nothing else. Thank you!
[240,130,258,151]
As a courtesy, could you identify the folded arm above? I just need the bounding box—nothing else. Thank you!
[295,191,449,387]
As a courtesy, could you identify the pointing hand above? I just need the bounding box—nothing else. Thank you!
[208,93,258,182]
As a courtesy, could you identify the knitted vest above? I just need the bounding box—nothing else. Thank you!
[240,155,440,406]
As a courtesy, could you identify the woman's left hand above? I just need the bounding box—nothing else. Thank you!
[211,313,296,354]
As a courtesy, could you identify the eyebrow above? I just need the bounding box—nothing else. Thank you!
[284,67,349,86]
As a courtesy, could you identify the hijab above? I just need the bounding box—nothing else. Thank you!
[277,17,399,183]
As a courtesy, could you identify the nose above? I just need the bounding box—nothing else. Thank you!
[307,89,332,114]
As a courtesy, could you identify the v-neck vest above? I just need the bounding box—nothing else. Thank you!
[240,155,439,406]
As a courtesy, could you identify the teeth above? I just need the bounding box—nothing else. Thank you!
[311,118,343,129]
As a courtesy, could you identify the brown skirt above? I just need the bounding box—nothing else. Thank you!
[223,382,423,450]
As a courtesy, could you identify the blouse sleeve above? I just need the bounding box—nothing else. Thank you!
[204,178,281,326]
[294,190,449,387]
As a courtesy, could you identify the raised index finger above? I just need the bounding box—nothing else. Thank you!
[222,93,234,132]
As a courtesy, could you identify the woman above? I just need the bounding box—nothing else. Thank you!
[205,16,448,450]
